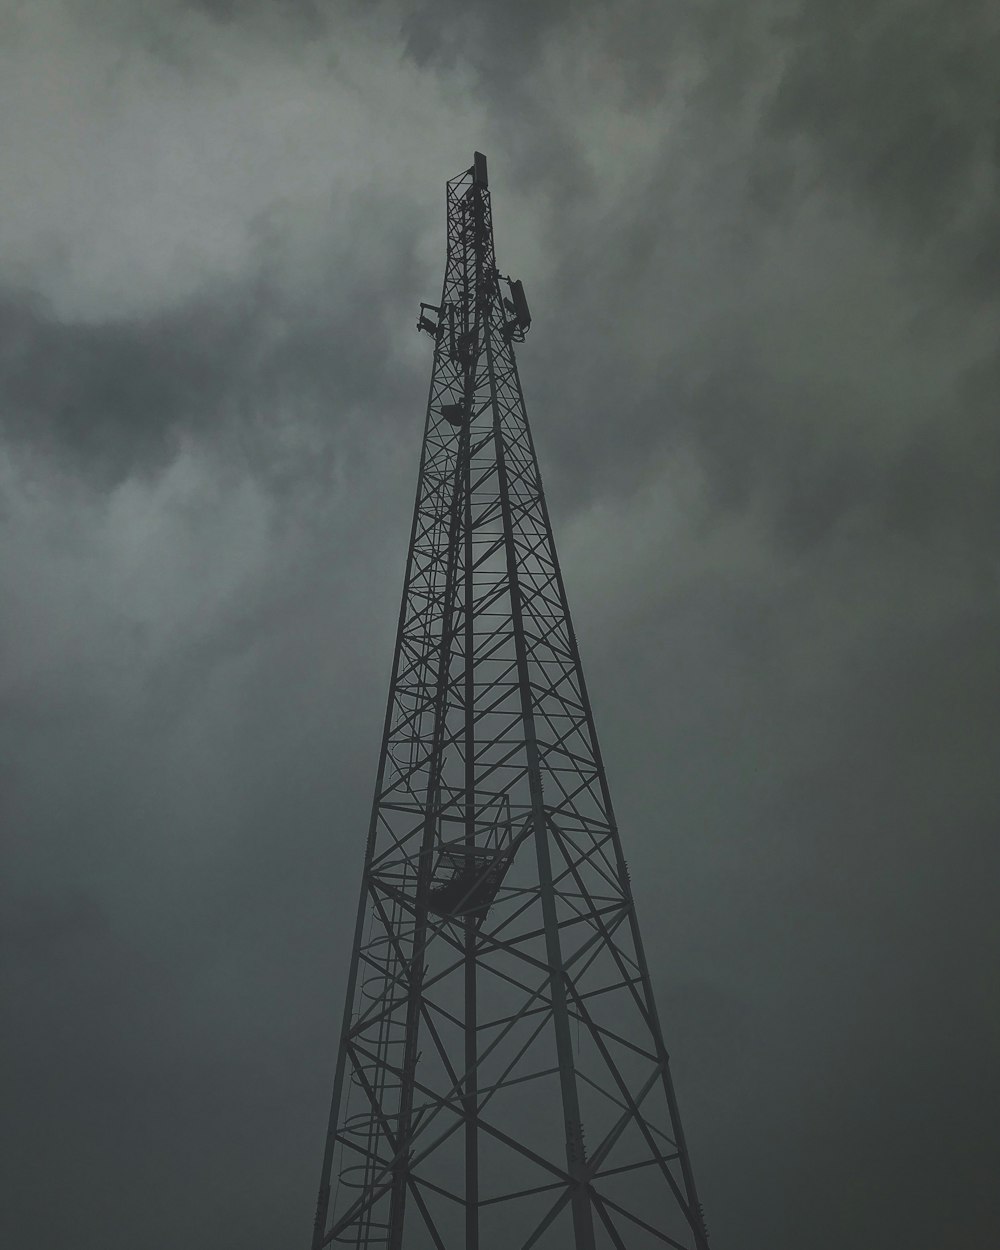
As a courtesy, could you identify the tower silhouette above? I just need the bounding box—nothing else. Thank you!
[310,153,710,1250]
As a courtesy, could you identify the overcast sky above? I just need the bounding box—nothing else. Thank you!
[1,2,998,1247]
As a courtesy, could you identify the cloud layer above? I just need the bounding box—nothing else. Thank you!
[2,3,998,1248]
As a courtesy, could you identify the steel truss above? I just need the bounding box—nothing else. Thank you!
[310,154,710,1250]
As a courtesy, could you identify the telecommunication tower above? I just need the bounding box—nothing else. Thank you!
[309,153,710,1250]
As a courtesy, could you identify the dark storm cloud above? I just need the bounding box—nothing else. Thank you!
[20,0,995,522]
[2,3,998,1250]
[763,1,1000,232]
[0,195,424,484]
[384,0,1000,255]
[660,319,1000,551]
[0,287,242,479]
[512,0,1000,561]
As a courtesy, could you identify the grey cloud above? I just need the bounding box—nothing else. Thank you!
[0,193,424,484]
[763,2,999,227]
[0,288,240,480]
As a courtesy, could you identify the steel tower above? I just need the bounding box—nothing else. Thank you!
[310,153,710,1250]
